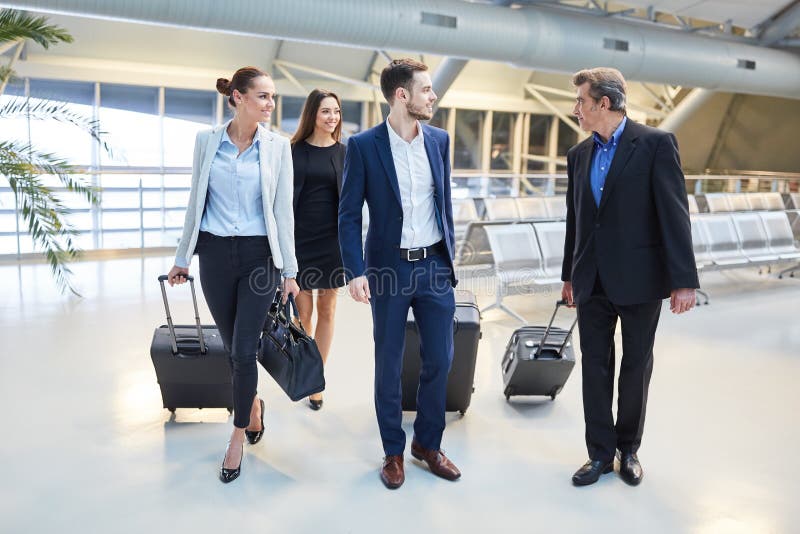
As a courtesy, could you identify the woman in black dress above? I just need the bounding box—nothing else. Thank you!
[290,89,346,410]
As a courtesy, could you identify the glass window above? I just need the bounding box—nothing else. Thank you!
[490,112,514,171]
[557,119,579,158]
[164,88,216,167]
[340,99,362,140]
[453,109,483,170]
[527,114,551,172]
[99,84,160,166]
[28,79,95,166]
[428,108,448,130]
[280,96,305,136]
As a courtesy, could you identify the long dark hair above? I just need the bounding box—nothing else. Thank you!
[290,89,342,145]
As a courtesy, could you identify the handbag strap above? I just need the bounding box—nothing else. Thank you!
[273,288,309,334]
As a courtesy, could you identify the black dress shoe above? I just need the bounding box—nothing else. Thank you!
[245,399,265,445]
[618,452,643,486]
[219,442,243,484]
[308,398,323,411]
[572,459,613,486]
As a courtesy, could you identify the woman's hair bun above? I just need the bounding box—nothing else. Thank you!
[216,78,231,96]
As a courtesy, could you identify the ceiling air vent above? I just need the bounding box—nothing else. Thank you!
[421,12,457,28]
[737,59,756,70]
[603,38,629,52]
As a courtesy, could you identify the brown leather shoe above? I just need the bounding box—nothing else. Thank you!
[380,455,404,489]
[410,439,461,481]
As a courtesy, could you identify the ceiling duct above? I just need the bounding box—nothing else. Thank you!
[4,0,800,99]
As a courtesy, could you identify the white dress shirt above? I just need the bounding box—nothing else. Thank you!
[386,120,443,249]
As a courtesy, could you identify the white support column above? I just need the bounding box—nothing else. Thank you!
[658,88,714,132]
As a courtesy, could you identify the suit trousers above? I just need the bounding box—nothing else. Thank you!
[197,231,280,428]
[368,252,456,456]
[577,277,662,463]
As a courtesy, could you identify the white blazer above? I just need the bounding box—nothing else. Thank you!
[174,120,298,278]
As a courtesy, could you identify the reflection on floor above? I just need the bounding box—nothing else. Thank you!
[1,256,798,533]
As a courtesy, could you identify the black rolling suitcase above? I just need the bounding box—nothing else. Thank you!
[501,300,577,401]
[150,275,233,413]
[401,290,481,415]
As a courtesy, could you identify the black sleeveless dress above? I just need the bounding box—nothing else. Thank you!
[293,141,345,290]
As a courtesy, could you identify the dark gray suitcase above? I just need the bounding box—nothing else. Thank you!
[501,300,577,401]
[150,275,233,413]
[401,290,481,415]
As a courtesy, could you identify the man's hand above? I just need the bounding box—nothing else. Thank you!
[561,281,575,307]
[670,288,696,314]
[348,276,371,304]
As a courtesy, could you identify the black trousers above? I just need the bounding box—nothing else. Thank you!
[576,277,662,463]
[196,231,280,429]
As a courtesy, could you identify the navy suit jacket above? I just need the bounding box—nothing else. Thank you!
[338,121,457,286]
[561,120,699,305]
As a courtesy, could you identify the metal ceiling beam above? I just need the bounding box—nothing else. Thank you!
[657,88,715,132]
[759,0,800,46]
[524,85,585,136]
[273,59,380,91]
[5,0,800,99]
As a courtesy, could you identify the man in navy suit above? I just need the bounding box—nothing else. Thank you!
[339,59,460,489]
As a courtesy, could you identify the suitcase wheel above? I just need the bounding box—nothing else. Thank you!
[168,407,176,413]
[459,409,467,416]
[504,387,514,401]
[227,407,233,414]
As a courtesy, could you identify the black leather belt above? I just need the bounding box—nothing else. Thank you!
[399,240,447,262]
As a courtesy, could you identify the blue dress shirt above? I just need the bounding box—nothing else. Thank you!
[199,129,268,238]
[590,116,627,207]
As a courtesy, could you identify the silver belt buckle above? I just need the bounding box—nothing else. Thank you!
[406,247,427,262]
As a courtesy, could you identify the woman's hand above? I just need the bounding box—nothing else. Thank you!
[282,277,300,303]
[167,265,190,286]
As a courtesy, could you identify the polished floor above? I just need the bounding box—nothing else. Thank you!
[1,256,798,533]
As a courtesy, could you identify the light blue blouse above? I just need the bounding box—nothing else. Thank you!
[198,128,268,238]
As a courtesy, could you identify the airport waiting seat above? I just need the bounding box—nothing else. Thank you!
[531,221,566,284]
[693,214,748,266]
[760,192,785,211]
[515,197,550,220]
[789,193,800,210]
[727,193,752,212]
[747,194,767,211]
[482,224,543,323]
[758,211,800,260]
[543,196,567,219]
[452,198,480,242]
[687,194,699,214]
[731,212,779,262]
[690,216,713,269]
[484,197,520,221]
[704,193,733,213]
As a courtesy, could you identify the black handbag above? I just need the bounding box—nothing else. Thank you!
[258,289,325,401]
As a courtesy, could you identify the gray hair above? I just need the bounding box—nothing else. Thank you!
[572,67,627,114]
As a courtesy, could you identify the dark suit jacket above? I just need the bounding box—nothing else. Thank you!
[338,121,457,286]
[291,140,346,209]
[561,119,699,306]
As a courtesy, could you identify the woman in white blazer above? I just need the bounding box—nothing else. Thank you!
[167,66,300,484]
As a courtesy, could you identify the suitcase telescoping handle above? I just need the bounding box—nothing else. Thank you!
[534,299,579,359]
[157,274,207,355]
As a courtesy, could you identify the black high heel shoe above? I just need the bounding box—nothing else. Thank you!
[219,442,243,484]
[245,398,265,445]
[309,397,323,411]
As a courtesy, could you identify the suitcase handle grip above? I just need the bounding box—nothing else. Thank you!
[158,274,194,282]
[534,300,579,358]
[158,275,207,355]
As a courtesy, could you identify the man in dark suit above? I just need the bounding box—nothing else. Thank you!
[561,68,698,487]
[339,59,460,489]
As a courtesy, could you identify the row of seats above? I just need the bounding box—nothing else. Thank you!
[460,211,800,321]
[693,192,792,213]
[453,196,566,224]
[692,211,800,269]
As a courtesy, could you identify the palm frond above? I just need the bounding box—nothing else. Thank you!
[0,97,114,158]
[0,9,73,48]
[0,65,13,85]
[0,140,100,296]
